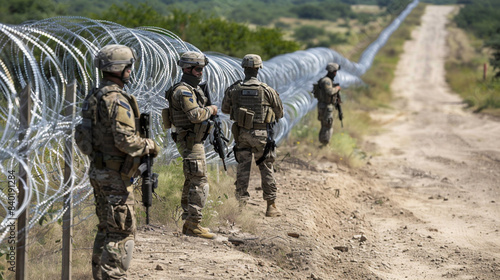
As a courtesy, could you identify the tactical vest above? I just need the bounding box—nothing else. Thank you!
[76,84,140,158]
[164,82,203,129]
[230,81,273,129]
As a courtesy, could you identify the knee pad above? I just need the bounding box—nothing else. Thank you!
[188,183,210,208]
[121,239,134,270]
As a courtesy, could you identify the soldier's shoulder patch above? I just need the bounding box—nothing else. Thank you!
[118,100,131,110]
[115,100,135,127]
[181,93,195,104]
[182,91,193,97]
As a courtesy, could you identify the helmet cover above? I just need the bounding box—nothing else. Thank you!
[94,44,137,72]
[241,54,263,69]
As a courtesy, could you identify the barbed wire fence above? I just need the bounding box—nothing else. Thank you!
[0,1,419,246]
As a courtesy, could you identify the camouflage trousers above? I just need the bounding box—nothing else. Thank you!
[318,103,335,145]
[234,127,277,202]
[176,140,209,223]
[90,166,136,280]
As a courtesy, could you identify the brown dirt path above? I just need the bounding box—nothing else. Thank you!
[366,5,500,279]
[127,5,499,280]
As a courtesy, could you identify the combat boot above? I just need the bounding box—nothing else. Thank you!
[265,200,282,217]
[183,221,216,239]
[182,222,210,234]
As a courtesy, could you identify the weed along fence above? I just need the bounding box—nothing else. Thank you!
[0,0,418,278]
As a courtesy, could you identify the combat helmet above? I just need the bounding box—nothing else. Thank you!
[94,44,137,72]
[326,63,340,72]
[178,51,209,68]
[241,54,263,69]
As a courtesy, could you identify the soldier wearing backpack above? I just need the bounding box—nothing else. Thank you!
[76,44,160,279]
[313,63,342,145]
[221,54,284,217]
[163,51,218,239]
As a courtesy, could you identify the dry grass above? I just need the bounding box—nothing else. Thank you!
[274,14,392,57]
[352,5,384,14]
[0,204,97,280]
[445,9,500,115]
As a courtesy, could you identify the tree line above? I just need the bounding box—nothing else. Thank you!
[1,0,421,58]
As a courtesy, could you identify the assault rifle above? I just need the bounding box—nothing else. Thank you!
[256,122,276,165]
[138,113,159,225]
[200,82,230,171]
[333,83,344,128]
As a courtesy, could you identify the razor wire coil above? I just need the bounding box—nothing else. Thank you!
[0,0,419,244]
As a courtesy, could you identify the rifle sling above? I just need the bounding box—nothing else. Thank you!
[256,142,274,165]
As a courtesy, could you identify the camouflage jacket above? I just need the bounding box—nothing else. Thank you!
[317,76,340,105]
[94,80,151,158]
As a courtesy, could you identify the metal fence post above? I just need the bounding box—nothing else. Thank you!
[16,83,31,280]
[62,82,77,280]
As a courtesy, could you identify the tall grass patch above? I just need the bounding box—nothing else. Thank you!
[134,158,185,229]
[0,202,97,279]
[134,157,259,233]
[445,20,500,116]
[204,164,261,233]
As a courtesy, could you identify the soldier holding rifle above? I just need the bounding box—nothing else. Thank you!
[163,51,218,239]
[313,62,342,146]
[76,44,160,279]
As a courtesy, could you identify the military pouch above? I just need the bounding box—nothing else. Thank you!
[237,108,255,130]
[120,155,141,178]
[162,108,172,129]
[254,130,267,137]
[237,108,247,127]
[244,110,254,130]
[107,201,136,234]
[186,158,206,177]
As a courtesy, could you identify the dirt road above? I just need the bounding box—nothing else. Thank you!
[366,4,500,280]
[128,5,499,279]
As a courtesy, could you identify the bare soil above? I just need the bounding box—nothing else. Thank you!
[128,6,500,280]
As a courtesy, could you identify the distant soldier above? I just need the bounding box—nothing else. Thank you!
[222,54,284,217]
[163,51,217,239]
[78,44,160,279]
[314,62,341,145]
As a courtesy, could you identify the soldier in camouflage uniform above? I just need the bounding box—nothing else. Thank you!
[87,45,160,279]
[315,62,341,146]
[164,51,218,239]
[222,54,284,217]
